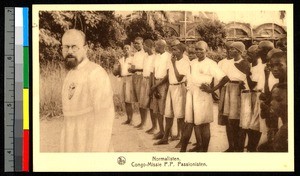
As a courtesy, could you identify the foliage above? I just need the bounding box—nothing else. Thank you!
[39,11,126,66]
[125,17,160,44]
[88,46,124,71]
[206,49,227,63]
[195,18,227,50]
[124,11,169,43]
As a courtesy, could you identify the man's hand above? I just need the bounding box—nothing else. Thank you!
[260,101,270,119]
[128,68,135,73]
[200,83,212,93]
[149,85,157,96]
[171,55,177,64]
[264,65,270,78]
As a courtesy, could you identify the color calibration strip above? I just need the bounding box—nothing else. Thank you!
[4,7,29,172]
[22,7,29,172]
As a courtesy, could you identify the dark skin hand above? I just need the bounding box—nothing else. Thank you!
[234,59,251,90]
[149,71,168,96]
[171,54,184,82]
[246,74,258,91]
[200,76,229,93]
[128,68,143,73]
[263,65,271,98]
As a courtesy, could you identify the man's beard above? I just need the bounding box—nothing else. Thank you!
[64,55,79,70]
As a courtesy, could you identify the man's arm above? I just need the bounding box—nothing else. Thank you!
[171,55,184,82]
[150,71,169,95]
[246,74,258,91]
[200,76,229,93]
[128,67,143,73]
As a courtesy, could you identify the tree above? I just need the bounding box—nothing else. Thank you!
[39,11,126,65]
[195,18,226,50]
[125,17,161,44]
[124,11,170,43]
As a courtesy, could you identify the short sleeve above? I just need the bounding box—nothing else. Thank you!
[148,57,153,73]
[167,59,172,70]
[251,68,260,83]
[210,61,226,82]
[128,57,133,64]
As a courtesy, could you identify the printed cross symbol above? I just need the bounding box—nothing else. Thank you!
[117,156,126,165]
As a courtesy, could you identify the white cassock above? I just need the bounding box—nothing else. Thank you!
[60,58,115,152]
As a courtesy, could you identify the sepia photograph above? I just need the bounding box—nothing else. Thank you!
[32,4,294,172]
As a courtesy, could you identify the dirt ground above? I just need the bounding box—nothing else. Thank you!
[40,74,268,152]
[40,103,268,152]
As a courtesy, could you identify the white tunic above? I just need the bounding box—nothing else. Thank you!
[185,58,226,125]
[61,59,115,152]
[218,58,234,76]
[119,56,133,76]
[132,49,147,74]
[153,52,171,79]
[251,59,265,91]
[142,54,155,77]
[167,55,190,84]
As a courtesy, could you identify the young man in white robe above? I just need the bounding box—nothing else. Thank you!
[223,42,250,152]
[60,29,114,152]
[180,41,229,152]
[154,40,190,148]
[239,44,265,152]
[129,37,147,128]
[139,39,157,132]
[119,45,136,125]
[149,39,171,140]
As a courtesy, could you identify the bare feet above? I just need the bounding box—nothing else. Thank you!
[122,120,131,125]
[153,132,164,140]
[154,139,169,145]
[146,127,156,134]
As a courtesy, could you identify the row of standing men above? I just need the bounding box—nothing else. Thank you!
[115,37,287,152]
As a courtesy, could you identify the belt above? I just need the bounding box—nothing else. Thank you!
[241,90,262,93]
[170,82,186,85]
[135,72,142,75]
[229,80,241,84]
[143,76,150,78]
[155,78,164,80]
[121,75,132,77]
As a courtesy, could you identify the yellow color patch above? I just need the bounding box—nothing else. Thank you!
[23,89,29,130]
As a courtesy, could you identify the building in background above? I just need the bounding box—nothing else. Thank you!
[117,10,287,47]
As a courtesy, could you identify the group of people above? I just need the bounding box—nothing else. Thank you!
[57,28,287,153]
[115,36,288,152]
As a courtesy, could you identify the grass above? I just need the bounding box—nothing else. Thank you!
[40,61,66,119]
[39,61,138,119]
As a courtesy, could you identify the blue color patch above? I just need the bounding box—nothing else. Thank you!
[23,8,29,46]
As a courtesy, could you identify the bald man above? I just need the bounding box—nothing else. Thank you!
[180,41,229,152]
[150,39,171,140]
[60,29,114,152]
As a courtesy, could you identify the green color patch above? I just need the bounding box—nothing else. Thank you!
[23,47,29,88]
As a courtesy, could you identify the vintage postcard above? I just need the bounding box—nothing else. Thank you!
[32,4,294,171]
